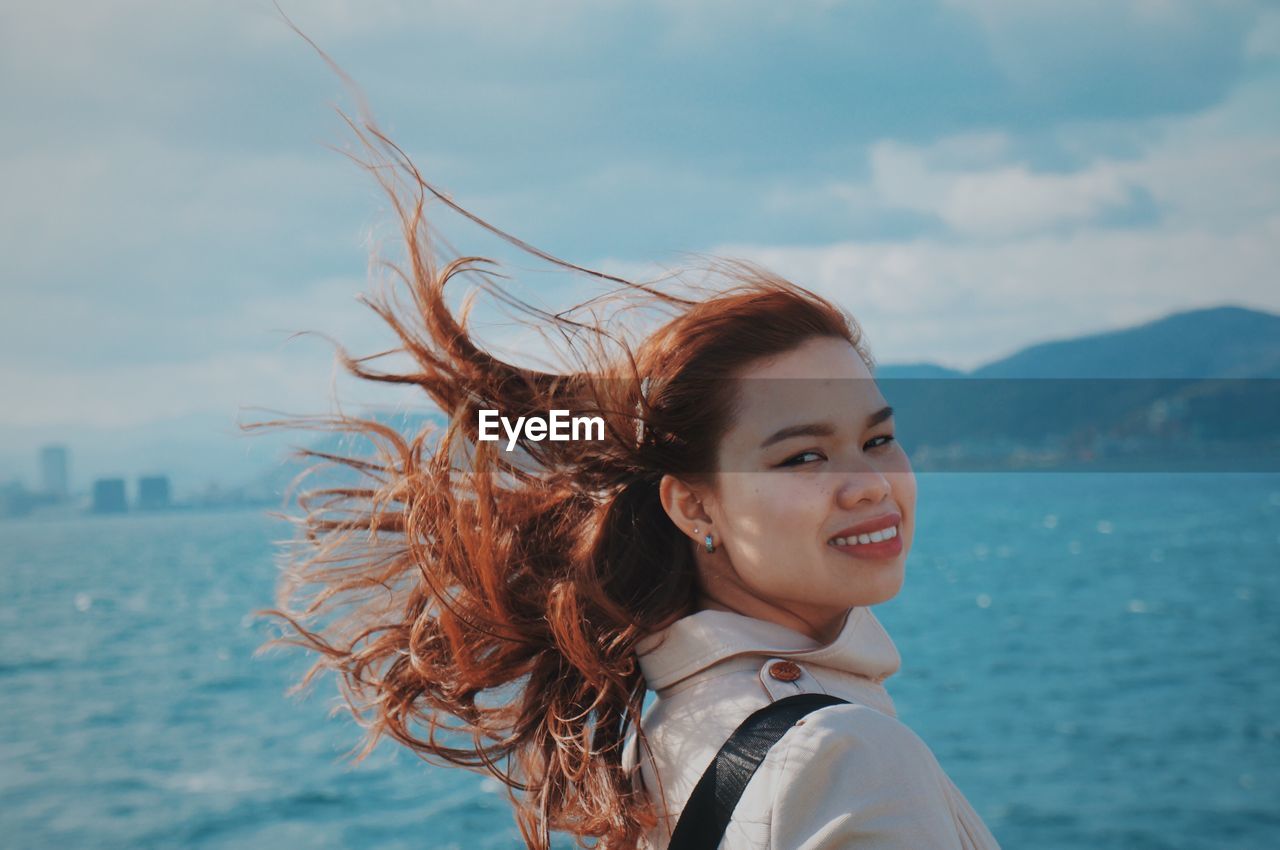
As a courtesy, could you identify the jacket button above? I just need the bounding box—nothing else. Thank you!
[768,660,802,682]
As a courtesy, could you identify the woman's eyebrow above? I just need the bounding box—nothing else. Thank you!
[867,405,895,429]
[758,405,894,449]
[759,422,835,449]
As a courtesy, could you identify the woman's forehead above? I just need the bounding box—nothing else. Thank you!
[731,377,887,430]
[724,351,887,447]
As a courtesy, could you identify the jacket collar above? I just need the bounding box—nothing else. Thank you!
[635,605,901,692]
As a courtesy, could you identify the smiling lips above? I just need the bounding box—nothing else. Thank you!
[829,524,899,547]
[827,513,903,556]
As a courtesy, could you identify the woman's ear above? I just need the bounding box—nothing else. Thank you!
[659,474,713,541]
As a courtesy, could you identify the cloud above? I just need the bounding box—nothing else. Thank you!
[867,140,1137,237]
[859,132,1280,239]
[708,68,1280,367]
[2,0,1279,440]
[828,56,1280,241]
[716,207,1280,370]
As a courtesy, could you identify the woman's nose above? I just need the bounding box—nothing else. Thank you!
[834,464,892,510]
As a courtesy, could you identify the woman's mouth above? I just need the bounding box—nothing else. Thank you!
[827,519,903,558]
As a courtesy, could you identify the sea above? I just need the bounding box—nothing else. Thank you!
[2,473,1278,850]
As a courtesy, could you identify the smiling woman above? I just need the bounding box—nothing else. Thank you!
[242,45,1001,850]
[661,337,916,646]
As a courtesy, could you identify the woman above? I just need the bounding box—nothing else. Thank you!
[248,93,1002,850]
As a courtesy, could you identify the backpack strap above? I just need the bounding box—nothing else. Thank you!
[666,692,850,850]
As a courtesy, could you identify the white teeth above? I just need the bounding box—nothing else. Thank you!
[830,525,899,547]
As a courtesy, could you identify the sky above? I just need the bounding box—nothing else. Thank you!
[2,0,1279,494]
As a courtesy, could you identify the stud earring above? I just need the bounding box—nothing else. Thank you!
[705,533,716,554]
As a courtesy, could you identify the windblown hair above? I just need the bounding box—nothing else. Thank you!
[245,43,872,850]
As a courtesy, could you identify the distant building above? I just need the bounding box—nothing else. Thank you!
[92,478,128,514]
[1,479,33,518]
[40,445,69,498]
[137,475,171,510]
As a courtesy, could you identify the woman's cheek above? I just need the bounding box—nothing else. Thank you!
[738,478,798,530]
[770,479,827,531]
[728,474,825,547]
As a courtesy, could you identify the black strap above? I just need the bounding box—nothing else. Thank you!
[666,692,850,850]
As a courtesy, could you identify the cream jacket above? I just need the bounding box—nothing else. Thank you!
[621,607,1002,849]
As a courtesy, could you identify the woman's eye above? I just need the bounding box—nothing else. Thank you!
[778,450,826,467]
[865,434,896,451]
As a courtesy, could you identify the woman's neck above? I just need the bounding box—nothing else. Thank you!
[694,589,848,644]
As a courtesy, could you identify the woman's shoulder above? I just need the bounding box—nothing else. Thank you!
[777,698,936,762]
[631,653,906,758]
[626,657,1003,849]
[623,657,907,804]
[766,702,1004,849]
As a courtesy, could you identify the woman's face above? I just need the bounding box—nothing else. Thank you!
[664,336,916,643]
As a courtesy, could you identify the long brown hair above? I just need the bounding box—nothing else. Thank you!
[245,41,871,850]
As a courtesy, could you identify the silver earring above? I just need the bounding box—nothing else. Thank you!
[705,533,716,554]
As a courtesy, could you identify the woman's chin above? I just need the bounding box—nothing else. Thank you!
[842,561,906,606]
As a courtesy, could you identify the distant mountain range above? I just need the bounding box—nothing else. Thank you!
[875,305,1280,379]
[874,305,1280,469]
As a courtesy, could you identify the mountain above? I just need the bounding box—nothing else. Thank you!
[874,305,1280,379]
[970,305,1280,379]
[874,304,1280,470]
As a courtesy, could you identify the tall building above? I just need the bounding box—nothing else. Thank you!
[137,475,171,510]
[40,444,69,499]
[92,478,128,514]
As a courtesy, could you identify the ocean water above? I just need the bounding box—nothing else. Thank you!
[1,473,1277,849]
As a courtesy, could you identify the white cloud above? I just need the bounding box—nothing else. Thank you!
[868,140,1134,237]
[715,212,1280,370]
[715,74,1280,369]
[853,63,1280,240]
